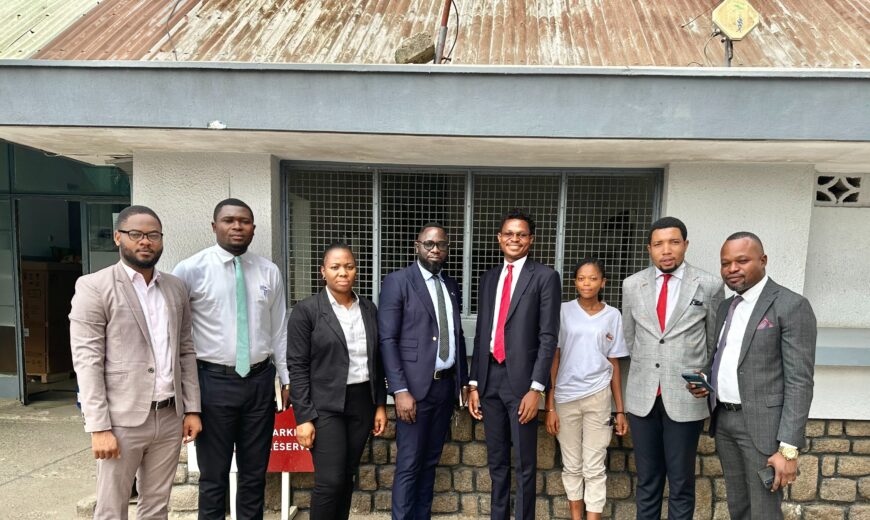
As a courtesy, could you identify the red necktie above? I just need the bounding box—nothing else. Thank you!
[655,273,672,397]
[656,273,672,332]
[492,264,513,364]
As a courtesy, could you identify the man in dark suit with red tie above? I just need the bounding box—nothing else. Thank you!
[468,209,562,520]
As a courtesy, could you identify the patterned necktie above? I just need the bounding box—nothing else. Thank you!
[234,256,250,377]
[492,264,513,364]
[710,295,744,394]
[433,275,450,362]
[656,273,672,332]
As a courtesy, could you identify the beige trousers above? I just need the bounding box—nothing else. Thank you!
[555,386,613,512]
[94,406,183,520]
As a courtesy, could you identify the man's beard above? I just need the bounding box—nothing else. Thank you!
[419,257,444,274]
[121,247,162,269]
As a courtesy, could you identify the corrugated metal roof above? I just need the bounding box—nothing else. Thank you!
[0,0,100,59]
[35,0,199,60]
[21,0,870,67]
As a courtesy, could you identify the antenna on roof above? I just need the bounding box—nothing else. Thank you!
[712,0,761,67]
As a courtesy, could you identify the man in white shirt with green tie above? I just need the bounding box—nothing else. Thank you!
[173,198,289,520]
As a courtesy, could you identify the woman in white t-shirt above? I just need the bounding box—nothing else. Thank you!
[545,257,629,520]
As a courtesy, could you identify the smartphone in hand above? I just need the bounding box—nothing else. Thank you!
[681,371,714,393]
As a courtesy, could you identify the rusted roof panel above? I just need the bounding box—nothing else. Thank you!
[25,0,870,67]
[35,0,199,60]
[0,0,100,59]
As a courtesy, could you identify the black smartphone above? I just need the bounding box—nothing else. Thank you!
[757,466,775,490]
[681,371,714,393]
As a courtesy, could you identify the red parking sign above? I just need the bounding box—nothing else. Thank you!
[268,408,314,472]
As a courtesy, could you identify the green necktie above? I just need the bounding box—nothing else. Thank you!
[234,256,250,377]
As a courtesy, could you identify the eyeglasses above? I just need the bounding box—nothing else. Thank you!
[118,229,164,242]
[499,232,531,240]
[417,240,450,251]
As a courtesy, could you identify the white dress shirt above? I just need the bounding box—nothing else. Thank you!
[417,261,457,371]
[121,263,174,401]
[470,255,544,391]
[655,262,686,327]
[172,245,289,384]
[715,275,769,405]
[325,287,369,385]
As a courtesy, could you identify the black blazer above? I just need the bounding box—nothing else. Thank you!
[287,288,387,425]
[470,258,562,398]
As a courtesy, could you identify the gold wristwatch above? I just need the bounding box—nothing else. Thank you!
[778,445,799,461]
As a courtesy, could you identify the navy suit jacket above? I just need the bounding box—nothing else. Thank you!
[378,263,469,401]
[470,258,562,398]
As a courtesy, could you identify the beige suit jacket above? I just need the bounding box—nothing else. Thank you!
[70,261,200,433]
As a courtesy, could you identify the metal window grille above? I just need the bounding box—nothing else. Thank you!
[380,171,466,296]
[469,173,561,313]
[285,169,373,306]
[284,164,661,314]
[562,173,660,310]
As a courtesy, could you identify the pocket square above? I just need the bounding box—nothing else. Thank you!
[690,299,704,306]
[756,317,775,330]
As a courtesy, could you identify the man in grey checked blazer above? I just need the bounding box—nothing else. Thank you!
[622,217,724,520]
[689,232,816,520]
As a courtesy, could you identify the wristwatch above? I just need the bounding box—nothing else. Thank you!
[778,445,799,461]
[529,388,545,399]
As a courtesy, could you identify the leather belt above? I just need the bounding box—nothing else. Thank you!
[151,397,175,410]
[719,402,742,411]
[433,366,455,380]
[197,359,271,376]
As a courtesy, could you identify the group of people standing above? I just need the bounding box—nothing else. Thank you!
[70,198,816,520]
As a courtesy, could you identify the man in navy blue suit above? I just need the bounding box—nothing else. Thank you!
[468,209,561,520]
[379,222,469,520]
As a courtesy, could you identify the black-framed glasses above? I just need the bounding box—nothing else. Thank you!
[416,240,450,251]
[118,229,164,242]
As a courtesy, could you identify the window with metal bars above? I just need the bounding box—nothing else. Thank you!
[284,164,660,315]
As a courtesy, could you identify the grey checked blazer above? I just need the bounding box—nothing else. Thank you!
[707,279,816,453]
[622,263,724,422]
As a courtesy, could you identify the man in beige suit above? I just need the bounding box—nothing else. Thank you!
[70,205,201,519]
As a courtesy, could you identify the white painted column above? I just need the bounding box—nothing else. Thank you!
[131,151,281,270]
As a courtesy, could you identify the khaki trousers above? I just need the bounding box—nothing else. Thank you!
[555,386,613,512]
[94,406,183,520]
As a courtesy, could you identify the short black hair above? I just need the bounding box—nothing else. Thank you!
[213,198,254,222]
[321,241,355,265]
[648,216,687,243]
[418,222,447,237]
[725,231,765,252]
[572,257,607,301]
[116,205,162,230]
[499,208,536,235]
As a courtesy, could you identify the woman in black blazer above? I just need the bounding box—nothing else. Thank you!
[287,242,387,519]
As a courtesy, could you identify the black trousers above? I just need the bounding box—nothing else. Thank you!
[481,360,538,520]
[196,363,276,520]
[310,382,375,520]
[627,396,704,520]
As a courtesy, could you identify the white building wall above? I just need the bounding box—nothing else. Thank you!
[131,152,281,270]
[803,205,870,328]
[663,162,815,293]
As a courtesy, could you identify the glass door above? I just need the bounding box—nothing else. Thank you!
[84,202,127,273]
[0,198,22,399]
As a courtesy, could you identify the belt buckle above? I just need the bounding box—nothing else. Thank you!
[433,370,442,381]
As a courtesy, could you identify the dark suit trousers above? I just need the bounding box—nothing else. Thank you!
[392,374,456,520]
[481,360,538,520]
[715,406,783,520]
[310,382,375,520]
[196,364,276,520]
[628,396,704,520]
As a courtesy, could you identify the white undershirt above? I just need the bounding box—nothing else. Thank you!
[325,288,369,385]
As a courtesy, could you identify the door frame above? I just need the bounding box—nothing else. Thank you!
[12,194,128,404]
